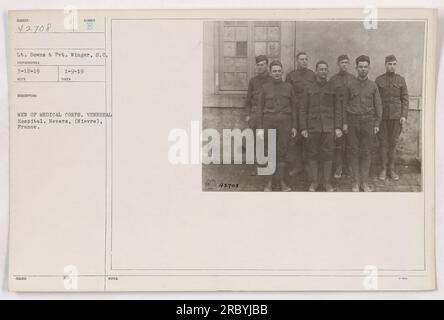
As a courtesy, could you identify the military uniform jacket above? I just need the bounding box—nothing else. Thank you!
[285,68,316,103]
[245,72,272,115]
[258,80,297,128]
[375,72,409,120]
[299,79,342,133]
[343,77,383,127]
[329,71,355,126]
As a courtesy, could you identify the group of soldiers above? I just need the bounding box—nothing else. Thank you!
[245,52,409,192]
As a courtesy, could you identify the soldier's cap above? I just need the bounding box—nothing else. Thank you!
[269,60,283,69]
[356,55,370,65]
[255,55,268,64]
[385,54,397,63]
[337,54,349,62]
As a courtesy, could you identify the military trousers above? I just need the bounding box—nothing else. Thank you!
[263,112,292,179]
[306,131,335,161]
[346,113,375,184]
[378,119,402,170]
[334,134,349,171]
[248,106,261,130]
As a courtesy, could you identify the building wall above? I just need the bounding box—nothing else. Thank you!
[294,21,425,96]
[203,21,424,164]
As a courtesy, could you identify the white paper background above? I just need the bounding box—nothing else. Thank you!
[0,0,443,299]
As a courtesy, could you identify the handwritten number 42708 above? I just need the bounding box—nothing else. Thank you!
[17,24,52,33]
[218,183,239,189]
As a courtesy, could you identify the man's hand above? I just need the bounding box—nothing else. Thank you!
[245,115,251,123]
[335,128,343,138]
[301,129,308,138]
[291,128,297,138]
[342,124,348,133]
[400,117,407,126]
[374,126,379,134]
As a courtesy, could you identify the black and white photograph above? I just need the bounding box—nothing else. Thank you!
[202,20,425,192]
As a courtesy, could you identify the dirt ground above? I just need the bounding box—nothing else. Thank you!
[202,163,421,192]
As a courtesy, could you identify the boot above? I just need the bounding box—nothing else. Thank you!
[349,156,360,188]
[334,166,342,179]
[276,162,291,191]
[388,149,398,180]
[323,161,334,192]
[280,180,292,192]
[361,152,372,188]
[361,183,372,192]
[276,161,291,192]
[361,157,372,192]
[378,167,387,181]
[264,179,273,192]
[351,183,360,192]
[309,182,319,192]
[334,148,343,178]
[307,160,319,192]
[388,167,399,181]
[345,164,352,177]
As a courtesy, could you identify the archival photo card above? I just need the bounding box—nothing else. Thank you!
[7,8,436,291]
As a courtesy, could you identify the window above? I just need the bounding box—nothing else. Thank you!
[219,21,281,91]
[253,21,281,63]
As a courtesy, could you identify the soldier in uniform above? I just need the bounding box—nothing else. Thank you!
[258,60,297,192]
[245,55,272,174]
[329,54,355,179]
[285,52,316,177]
[245,55,272,130]
[343,55,383,192]
[375,55,409,181]
[299,61,343,192]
